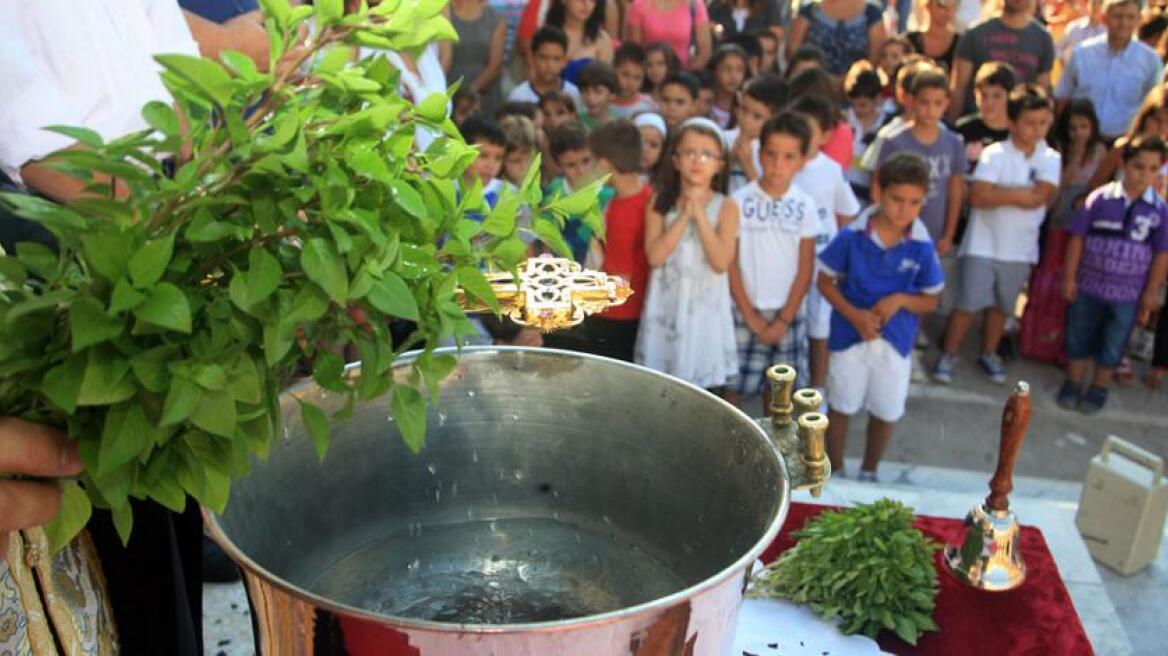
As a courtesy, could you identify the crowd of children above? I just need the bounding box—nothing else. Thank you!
[451,0,1168,481]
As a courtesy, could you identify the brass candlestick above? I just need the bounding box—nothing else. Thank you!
[760,364,830,497]
[457,256,632,332]
[944,381,1032,591]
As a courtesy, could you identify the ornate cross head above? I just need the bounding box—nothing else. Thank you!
[458,256,632,332]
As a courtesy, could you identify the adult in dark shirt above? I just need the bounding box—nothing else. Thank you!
[947,0,1054,121]
[707,0,784,43]
[907,0,961,71]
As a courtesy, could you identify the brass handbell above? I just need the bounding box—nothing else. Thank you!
[456,255,632,332]
[758,364,831,497]
[944,381,1032,591]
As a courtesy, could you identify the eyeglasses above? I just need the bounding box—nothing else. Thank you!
[676,149,722,163]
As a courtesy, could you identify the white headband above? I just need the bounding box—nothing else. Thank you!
[633,112,667,137]
[679,116,730,151]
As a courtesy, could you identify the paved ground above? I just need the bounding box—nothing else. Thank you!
[820,319,1167,484]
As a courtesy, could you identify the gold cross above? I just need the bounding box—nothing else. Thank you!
[457,256,632,332]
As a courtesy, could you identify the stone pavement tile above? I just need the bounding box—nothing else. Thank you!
[1064,581,1133,656]
[1095,530,1168,656]
[203,581,253,655]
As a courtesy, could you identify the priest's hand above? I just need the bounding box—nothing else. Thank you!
[0,419,84,560]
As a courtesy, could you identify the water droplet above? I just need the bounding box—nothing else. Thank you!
[552,490,560,500]
[489,520,499,534]
[508,413,519,422]
[602,515,612,525]
[385,413,394,423]
[517,563,531,582]
[407,558,420,572]
[451,482,459,497]
[434,488,441,503]
[472,450,479,463]
[467,389,476,397]
[437,411,447,426]
[552,511,561,521]
[467,507,474,519]
[511,469,524,482]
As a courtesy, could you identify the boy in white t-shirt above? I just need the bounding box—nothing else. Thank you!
[934,85,1061,384]
[723,74,787,194]
[789,96,862,398]
[727,113,820,412]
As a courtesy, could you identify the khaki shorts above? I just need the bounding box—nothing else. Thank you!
[954,256,1031,314]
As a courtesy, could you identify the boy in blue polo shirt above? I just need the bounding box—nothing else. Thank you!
[818,153,945,481]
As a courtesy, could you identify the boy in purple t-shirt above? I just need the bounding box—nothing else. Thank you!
[1059,135,1168,413]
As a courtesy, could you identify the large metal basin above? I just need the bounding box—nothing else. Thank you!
[205,347,789,655]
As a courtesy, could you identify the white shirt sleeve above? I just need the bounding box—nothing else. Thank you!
[142,0,201,59]
[833,169,861,217]
[970,145,1003,184]
[1036,148,1062,186]
[801,197,823,239]
[0,25,80,182]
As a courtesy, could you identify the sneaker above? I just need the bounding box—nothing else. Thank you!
[857,469,879,483]
[915,331,931,350]
[978,353,1007,384]
[911,350,928,383]
[931,353,956,384]
[1079,386,1108,415]
[1056,380,1082,410]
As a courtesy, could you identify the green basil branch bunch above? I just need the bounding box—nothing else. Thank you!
[0,0,604,552]
[750,499,941,645]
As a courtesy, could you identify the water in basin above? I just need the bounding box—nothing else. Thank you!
[303,515,690,624]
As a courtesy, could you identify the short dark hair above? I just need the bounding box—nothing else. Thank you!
[882,34,915,56]
[452,86,481,107]
[1138,12,1168,43]
[788,95,836,133]
[548,121,590,159]
[613,41,646,68]
[742,74,788,113]
[695,68,715,92]
[895,56,933,94]
[788,66,839,107]
[844,62,885,99]
[538,89,578,114]
[661,71,700,100]
[1122,134,1168,162]
[460,114,506,148]
[707,43,751,76]
[974,61,1017,92]
[499,114,539,153]
[589,120,643,173]
[578,61,619,94]
[787,44,826,75]
[495,101,539,122]
[532,25,569,54]
[760,112,813,157]
[876,152,930,192]
[910,70,949,96]
[728,32,763,63]
[1007,83,1054,121]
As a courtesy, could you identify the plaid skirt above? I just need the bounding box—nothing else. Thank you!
[731,306,810,395]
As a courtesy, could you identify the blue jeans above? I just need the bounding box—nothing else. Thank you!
[1065,294,1138,368]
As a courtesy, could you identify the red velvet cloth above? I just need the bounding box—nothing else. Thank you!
[761,502,1094,656]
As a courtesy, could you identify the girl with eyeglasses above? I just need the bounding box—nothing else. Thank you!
[635,118,741,390]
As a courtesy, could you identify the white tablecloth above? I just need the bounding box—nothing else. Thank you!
[732,597,891,656]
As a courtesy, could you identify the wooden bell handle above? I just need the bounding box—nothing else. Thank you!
[986,382,1031,512]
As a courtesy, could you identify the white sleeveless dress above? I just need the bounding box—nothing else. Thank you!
[635,194,738,388]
